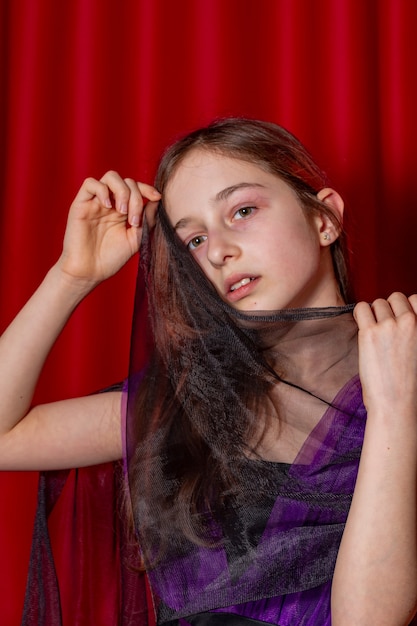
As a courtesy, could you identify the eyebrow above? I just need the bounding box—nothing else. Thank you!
[215,181,266,202]
[174,182,266,231]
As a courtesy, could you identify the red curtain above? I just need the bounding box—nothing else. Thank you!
[1,0,417,622]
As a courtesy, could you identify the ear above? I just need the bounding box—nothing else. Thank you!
[314,187,344,247]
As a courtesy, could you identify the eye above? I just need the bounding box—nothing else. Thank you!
[187,234,207,251]
[234,206,255,220]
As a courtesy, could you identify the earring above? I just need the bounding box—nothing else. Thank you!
[323,232,331,241]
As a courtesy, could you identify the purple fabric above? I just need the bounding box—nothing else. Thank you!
[211,581,332,626]
[139,375,365,624]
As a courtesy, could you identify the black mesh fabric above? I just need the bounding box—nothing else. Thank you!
[125,205,363,624]
[22,460,151,625]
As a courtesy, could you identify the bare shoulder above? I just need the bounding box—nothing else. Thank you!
[1,391,123,471]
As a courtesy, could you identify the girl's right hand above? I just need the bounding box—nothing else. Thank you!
[56,171,161,288]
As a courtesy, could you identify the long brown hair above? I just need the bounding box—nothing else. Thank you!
[128,118,353,562]
[156,117,352,303]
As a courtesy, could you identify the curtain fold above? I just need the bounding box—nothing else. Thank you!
[1,1,417,622]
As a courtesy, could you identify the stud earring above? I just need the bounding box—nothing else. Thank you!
[323,232,331,241]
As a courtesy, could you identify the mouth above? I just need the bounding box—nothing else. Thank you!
[225,275,259,302]
[230,277,255,292]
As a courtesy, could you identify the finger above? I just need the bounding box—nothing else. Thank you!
[123,178,144,227]
[100,171,133,215]
[124,201,160,254]
[369,298,397,322]
[356,295,415,329]
[125,181,161,228]
[354,298,398,326]
[74,177,114,209]
[409,294,417,315]
[144,199,160,230]
[353,301,377,329]
[387,292,414,317]
[136,182,161,201]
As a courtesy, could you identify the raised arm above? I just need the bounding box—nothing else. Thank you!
[332,292,417,625]
[0,172,160,471]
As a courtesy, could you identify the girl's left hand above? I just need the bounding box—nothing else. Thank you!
[333,292,417,624]
[354,292,417,415]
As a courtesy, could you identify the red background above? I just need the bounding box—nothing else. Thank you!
[1,0,417,622]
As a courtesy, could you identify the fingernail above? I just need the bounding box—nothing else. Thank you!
[131,215,140,227]
[105,198,112,208]
[120,203,128,214]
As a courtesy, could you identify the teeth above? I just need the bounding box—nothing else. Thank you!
[230,277,253,292]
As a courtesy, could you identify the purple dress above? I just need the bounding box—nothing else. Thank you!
[141,375,366,625]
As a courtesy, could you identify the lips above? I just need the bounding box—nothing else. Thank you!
[225,274,259,302]
[230,277,255,292]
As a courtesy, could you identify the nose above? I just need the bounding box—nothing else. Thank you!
[206,228,240,267]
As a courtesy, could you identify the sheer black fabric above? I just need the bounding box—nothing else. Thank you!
[23,454,151,624]
[125,205,361,624]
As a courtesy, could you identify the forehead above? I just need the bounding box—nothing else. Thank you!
[164,149,279,209]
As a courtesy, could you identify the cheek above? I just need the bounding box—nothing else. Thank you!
[191,247,210,271]
[286,217,320,255]
[266,227,319,273]
[191,253,219,287]
[267,208,314,240]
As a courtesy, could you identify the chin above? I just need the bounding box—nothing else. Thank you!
[234,300,275,312]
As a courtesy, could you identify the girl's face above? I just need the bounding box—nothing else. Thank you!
[164,149,344,311]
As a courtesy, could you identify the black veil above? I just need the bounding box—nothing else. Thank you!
[125,205,362,624]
